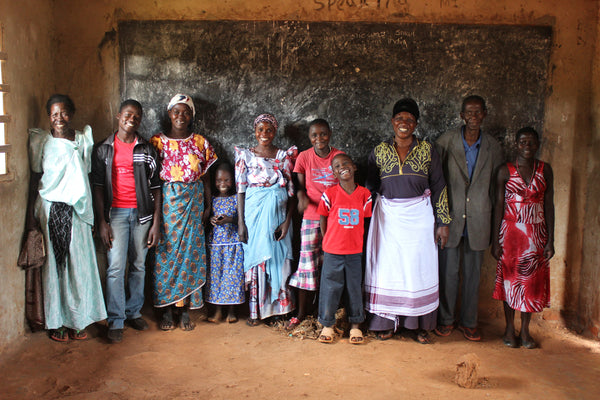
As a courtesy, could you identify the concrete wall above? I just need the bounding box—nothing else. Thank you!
[1,0,599,350]
[0,0,55,351]
[579,5,600,337]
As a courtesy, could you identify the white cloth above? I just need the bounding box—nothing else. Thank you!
[364,194,439,319]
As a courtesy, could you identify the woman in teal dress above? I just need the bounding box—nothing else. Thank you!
[26,94,106,341]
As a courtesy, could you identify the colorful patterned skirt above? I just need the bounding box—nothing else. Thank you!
[493,219,550,313]
[289,219,323,291]
[206,241,245,305]
[154,181,206,309]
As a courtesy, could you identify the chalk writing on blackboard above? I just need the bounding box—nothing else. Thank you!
[120,21,551,170]
[312,0,408,12]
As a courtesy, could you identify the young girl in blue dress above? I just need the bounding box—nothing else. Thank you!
[206,162,245,323]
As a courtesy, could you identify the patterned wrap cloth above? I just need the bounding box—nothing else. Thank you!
[151,132,217,308]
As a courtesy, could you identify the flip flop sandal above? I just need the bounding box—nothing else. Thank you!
[459,326,481,341]
[417,330,432,344]
[246,318,260,327]
[318,326,335,343]
[434,325,454,337]
[69,329,88,340]
[50,328,68,342]
[285,317,301,330]
[349,328,364,345]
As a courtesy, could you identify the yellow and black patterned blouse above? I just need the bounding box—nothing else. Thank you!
[366,137,451,226]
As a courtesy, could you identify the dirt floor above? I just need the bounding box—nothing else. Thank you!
[1,307,599,400]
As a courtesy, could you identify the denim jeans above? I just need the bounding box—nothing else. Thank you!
[106,208,150,329]
[318,252,365,327]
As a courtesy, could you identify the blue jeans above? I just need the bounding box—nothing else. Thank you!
[106,208,150,329]
[318,252,365,327]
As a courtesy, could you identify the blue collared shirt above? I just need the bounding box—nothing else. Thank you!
[461,126,481,237]
[462,126,481,181]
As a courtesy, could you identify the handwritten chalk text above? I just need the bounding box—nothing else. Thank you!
[312,0,408,12]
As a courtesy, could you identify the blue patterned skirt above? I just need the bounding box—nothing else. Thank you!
[154,181,207,309]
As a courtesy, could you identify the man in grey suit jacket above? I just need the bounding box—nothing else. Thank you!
[434,95,503,341]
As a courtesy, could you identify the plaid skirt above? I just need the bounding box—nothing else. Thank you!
[289,219,323,291]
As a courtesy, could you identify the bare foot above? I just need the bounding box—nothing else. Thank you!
[503,327,518,348]
[179,310,195,331]
[208,308,222,323]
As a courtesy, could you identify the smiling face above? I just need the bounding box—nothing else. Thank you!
[254,121,276,146]
[49,102,72,135]
[331,154,357,182]
[168,103,193,132]
[308,123,331,154]
[117,104,142,135]
[391,111,417,141]
[516,132,539,160]
[460,100,487,132]
[215,168,234,196]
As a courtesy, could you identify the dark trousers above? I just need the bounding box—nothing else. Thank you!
[318,252,365,327]
[438,235,484,328]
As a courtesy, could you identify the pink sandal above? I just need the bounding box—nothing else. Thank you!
[286,317,301,330]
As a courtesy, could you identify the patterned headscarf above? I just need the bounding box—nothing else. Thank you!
[167,93,196,118]
[253,113,278,131]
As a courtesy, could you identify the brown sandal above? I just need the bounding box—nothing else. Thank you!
[349,328,364,345]
[69,329,88,340]
[318,326,335,343]
[50,328,68,342]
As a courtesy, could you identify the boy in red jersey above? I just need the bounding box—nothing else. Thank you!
[317,154,372,344]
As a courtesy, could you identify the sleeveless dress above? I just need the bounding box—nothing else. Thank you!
[493,161,550,313]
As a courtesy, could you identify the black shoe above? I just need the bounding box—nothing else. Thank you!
[107,328,123,343]
[126,317,149,331]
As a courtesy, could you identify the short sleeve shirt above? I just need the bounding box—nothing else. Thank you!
[317,184,372,255]
[293,147,344,220]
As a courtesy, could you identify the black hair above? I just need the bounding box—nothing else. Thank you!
[516,126,540,143]
[331,152,353,166]
[119,99,143,115]
[461,95,487,113]
[308,118,331,132]
[46,94,75,116]
[212,161,236,197]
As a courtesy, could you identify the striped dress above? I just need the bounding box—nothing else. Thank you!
[493,161,550,313]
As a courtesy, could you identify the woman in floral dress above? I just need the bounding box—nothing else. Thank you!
[151,94,217,331]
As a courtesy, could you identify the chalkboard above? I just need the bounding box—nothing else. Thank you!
[119,21,552,172]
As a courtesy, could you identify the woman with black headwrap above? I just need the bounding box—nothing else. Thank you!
[364,98,450,344]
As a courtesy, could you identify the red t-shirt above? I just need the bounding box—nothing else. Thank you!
[111,136,137,208]
[293,147,344,220]
[317,184,372,255]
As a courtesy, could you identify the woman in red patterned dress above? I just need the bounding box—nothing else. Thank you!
[492,127,554,349]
